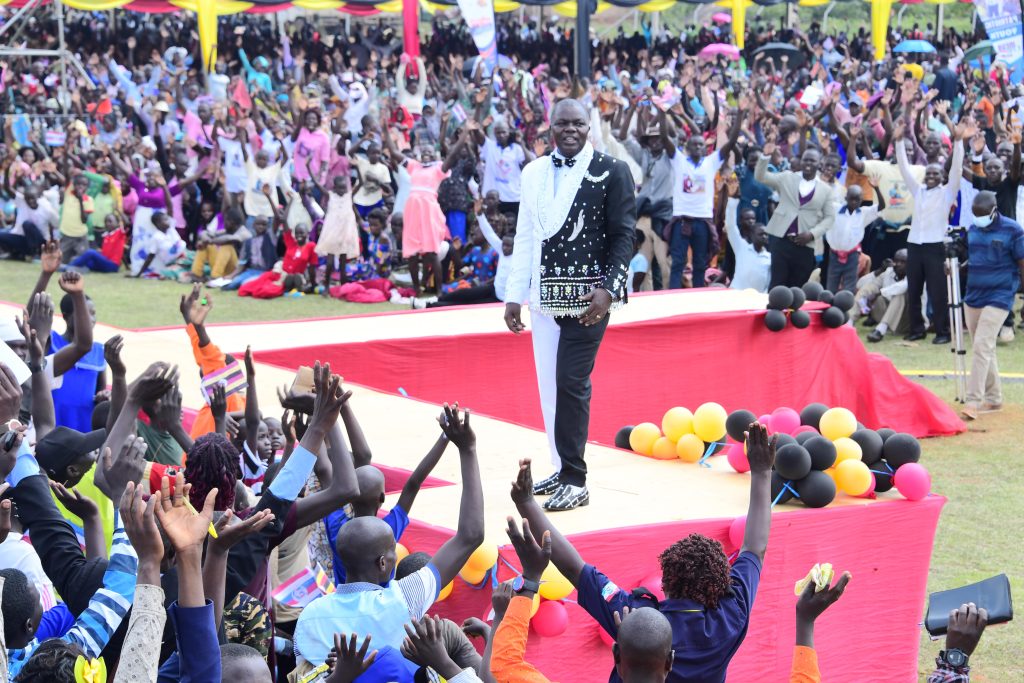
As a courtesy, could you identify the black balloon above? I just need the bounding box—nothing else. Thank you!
[802,281,824,301]
[765,309,788,331]
[833,290,856,311]
[726,410,757,442]
[822,306,845,328]
[789,286,807,310]
[795,430,819,445]
[768,285,795,310]
[883,432,921,468]
[800,402,829,428]
[877,428,896,443]
[818,289,834,305]
[790,309,811,329]
[797,471,837,508]
[771,472,795,505]
[873,461,896,492]
[774,433,798,450]
[704,441,727,456]
[614,426,634,450]
[775,444,812,480]
[804,436,838,470]
[850,429,884,465]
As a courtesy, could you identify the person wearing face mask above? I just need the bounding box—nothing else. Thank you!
[960,191,1024,420]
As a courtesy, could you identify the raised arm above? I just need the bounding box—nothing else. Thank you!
[396,431,449,515]
[50,272,93,377]
[741,423,776,562]
[510,459,586,586]
[893,124,920,195]
[427,405,485,588]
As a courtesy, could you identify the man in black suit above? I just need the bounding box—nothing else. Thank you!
[503,99,636,511]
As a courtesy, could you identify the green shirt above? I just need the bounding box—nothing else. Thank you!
[136,419,183,466]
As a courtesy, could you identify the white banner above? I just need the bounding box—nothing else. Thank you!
[456,0,498,73]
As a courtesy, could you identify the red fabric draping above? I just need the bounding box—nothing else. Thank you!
[338,4,381,15]
[400,495,945,681]
[253,307,965,440]
[401,0,419,57]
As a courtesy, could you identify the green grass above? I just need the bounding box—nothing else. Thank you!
[2,258,1021,679]
[0,260,401,328]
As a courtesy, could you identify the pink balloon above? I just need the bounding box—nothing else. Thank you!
[639,573,665,600]
[894,463,931,501]
[769,408,801,435]
[726,442,750,473]
[793,425,819,436]
[728,515,746,549]
[758,414,773,433]
[856,473,877,499]
[598,624,615,647]
[532,600,569,637]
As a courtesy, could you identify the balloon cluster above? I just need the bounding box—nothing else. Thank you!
[617,403,729,463]
[764,283,857,331]
[722,402,931,506]
[429,540,577,638]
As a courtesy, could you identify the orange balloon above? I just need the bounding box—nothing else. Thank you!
[396,542,410,563]
[437,581,454,601]
[651,436,678,460]
[629,423,661,455]
[460,565,489,585]
[835,459,872,496]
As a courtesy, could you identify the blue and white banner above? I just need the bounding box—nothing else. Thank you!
[456,0,499,73]
[976,0,1024,83]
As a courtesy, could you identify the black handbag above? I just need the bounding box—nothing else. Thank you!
[925,574,1013,637]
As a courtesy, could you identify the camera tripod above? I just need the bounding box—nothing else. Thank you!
[945,231,968,404]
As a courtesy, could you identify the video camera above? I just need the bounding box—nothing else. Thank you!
[944,226,967,261]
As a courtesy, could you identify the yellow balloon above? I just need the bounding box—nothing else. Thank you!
[676,433,704,463]
[661,407,694,442]
[396,542,410,563]
[835,459,872,496]
[530,591,541,617]
[651,436,678,460]
[693,402,727,443]
[819,407,857,441]
[539,564,574,601]
[437,581,454,601]
[466,542,498,572]
[460,565,490,585]
[629,423,662,456]
[833,437,862,466]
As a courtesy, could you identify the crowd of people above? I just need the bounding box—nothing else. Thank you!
[0,5,1020,681]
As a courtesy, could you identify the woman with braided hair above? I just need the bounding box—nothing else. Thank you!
[184,433,242,512]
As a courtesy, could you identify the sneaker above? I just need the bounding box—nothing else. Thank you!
[961,403,980,421]
[998,326,1014,345]
[543,484,590,511]
[532,473,561,496]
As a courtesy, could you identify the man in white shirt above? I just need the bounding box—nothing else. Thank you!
[0,186,57,259]
[825,184,884,293]
[895,119,971,344]
[663,103,745,289]
[859,249,910,342]
[724,195,771,292]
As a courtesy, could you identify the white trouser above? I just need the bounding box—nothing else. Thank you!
[530,310,562,471]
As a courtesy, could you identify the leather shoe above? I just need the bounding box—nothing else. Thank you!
[532,473,561,496]
[932,335,951,344]
[543,484,590,511]
[867,330,884,343]
[904,332,926,341]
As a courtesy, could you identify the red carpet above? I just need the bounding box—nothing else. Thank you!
[254,307,965,440]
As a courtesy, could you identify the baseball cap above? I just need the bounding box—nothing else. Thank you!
[35,426,106,474]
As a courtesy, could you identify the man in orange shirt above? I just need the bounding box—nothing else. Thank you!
[180,285,245,440]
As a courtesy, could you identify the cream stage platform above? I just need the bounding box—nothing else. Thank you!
[0,289,954,682]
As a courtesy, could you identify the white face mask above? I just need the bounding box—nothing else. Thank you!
[974,211,996,229]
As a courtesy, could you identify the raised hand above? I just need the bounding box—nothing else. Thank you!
[461,616,491,641]
[39,240,62,275]
[491,579,514,620]
[179,284,201,324]
[796,570,851,623]
[946,602,989,657]
[17,317,44,364]
[58,271,85,294]
[305,362,351,437]
[505,517,551,581]
[50,482,100,519]
[155,385,184,430]
[155,471,215,554]
[401,616,459,675]
[437,403,474,450]
[325,634,378,683]
[26,292,54,341]
[744,422,777,475]
[209,507,275,553]
[244,345,255,377]
[510,458,534,506]
[94,436,148,503]
[119,481,164,564]
[104,335,126,377]
[128,362,179,405]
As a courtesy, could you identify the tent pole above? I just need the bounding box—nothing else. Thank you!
[576,0,591,78]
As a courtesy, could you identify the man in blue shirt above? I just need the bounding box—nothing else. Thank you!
[962,191,1024,420]
[509,424,777,683]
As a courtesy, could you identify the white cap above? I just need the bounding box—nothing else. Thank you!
[0,319,23,343]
